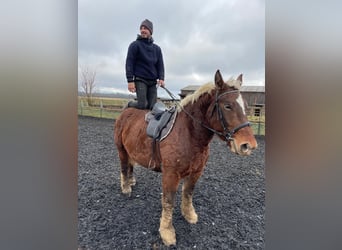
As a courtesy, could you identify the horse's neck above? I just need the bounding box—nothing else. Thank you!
[180,103,214,145]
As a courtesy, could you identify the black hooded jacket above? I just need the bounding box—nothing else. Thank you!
[125,35,164,83]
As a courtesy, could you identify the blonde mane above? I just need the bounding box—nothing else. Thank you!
[179,82,215,110]
[179,77,242,111]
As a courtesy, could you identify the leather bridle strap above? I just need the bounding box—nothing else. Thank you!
[213,89,250,141]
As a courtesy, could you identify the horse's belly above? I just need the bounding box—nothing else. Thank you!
[124,134,154,167]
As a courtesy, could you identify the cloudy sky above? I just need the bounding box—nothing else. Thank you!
[78,0,265,97]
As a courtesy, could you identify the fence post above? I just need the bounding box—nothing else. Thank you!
[257,114,261,135]
[80,99,84,115]
[100,100,103,118]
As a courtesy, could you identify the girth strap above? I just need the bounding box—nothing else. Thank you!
[149,139,162,171]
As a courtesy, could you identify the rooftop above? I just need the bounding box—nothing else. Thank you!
[180,85,265,93]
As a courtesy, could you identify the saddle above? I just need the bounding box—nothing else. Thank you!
[145,102,177,170]
[145,102,177,141]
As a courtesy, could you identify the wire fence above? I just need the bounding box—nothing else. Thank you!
[78,97,265,135]
[248,109,265,136]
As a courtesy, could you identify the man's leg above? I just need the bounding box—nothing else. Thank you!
[147,83,157,110]
[128,80,148,109]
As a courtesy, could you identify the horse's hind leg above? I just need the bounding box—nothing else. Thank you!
[118,149,135,196]
[120,163,135,196]
[181,172,202,224]
[127,164,136,186]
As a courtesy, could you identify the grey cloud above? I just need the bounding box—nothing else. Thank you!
[79,0,265,94]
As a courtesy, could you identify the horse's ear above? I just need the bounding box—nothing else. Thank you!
[215,70,224,89]
[236,74,243,84]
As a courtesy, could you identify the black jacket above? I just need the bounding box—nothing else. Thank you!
[125,35,164,83]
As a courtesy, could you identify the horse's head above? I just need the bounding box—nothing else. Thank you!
[207,70,258,155]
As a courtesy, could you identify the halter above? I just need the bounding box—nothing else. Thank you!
[160,86,250,142]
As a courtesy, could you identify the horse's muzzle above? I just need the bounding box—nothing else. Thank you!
[229,140,258,155]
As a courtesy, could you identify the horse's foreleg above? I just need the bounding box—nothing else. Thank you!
[159,173,180,246]
[181,172,202,224]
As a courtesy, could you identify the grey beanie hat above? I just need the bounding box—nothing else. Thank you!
[140,19,153,35]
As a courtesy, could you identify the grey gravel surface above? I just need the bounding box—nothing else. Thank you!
[78,116,265,249]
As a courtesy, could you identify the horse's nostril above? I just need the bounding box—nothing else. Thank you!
[240,143,250,153]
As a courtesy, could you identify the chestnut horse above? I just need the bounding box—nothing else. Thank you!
[114,70,257,246]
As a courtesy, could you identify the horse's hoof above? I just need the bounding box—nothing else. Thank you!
[121,186,132,197]
[182,211,198,224]
[129,177,136,186]
[181,204,198,224]
[159,227,176,246]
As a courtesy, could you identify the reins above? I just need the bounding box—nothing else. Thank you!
[160,86,250,142]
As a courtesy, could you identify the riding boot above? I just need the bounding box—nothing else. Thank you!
[127,100,138,108]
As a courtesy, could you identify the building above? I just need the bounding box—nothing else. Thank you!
[178,85,202,99]
[239,85,265,116]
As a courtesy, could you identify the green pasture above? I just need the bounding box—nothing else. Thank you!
[78,96,127,119]
[78,106,122,119]
[78,96,128,107]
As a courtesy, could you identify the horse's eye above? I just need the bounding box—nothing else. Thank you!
[224,104,232,110]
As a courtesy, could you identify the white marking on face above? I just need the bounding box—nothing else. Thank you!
[236,94,246,115]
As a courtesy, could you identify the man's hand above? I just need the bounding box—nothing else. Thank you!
[128,82,136,92]
[158,79,165,87]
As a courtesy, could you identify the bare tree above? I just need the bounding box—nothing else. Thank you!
[80,65,97,106]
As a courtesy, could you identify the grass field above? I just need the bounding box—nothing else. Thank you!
[78,96,127,119]
[78,96,128,107]
[78,96,265,135]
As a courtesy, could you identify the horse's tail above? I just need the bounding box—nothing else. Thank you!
[114,116,125,151]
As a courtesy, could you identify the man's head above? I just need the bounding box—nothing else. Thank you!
[140,19,153,37]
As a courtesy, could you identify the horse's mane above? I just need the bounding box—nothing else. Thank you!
[179,77,241,110]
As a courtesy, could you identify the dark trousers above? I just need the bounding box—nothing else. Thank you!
[128,78,157,110]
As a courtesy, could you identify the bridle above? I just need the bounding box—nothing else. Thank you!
[208,89,250,141]
[161,86,250,142]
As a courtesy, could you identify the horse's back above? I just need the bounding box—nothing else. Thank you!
[115,107,147,135]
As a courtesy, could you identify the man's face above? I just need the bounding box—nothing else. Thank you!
[140,26,151,38]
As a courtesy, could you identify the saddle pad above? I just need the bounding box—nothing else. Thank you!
[159,110,177,141]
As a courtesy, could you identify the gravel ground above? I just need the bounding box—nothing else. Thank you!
[78,116,265,249]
